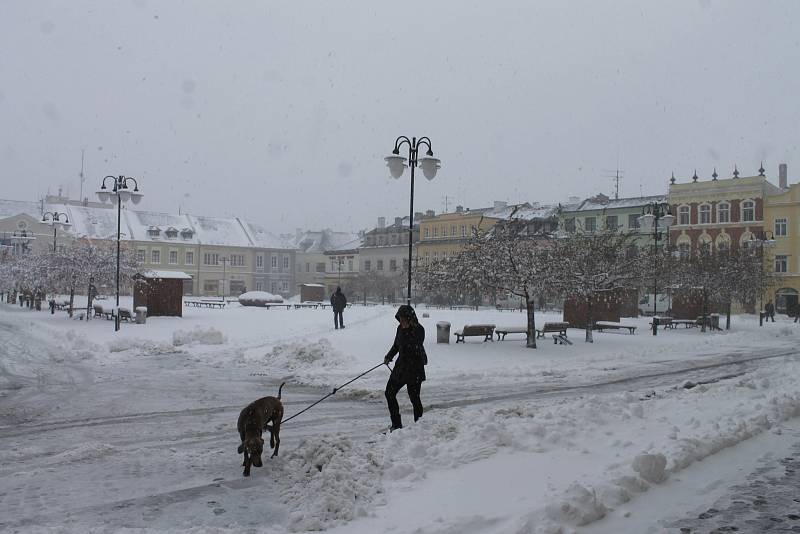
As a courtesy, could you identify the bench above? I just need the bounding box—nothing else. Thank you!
[93,303,104,317]
[594,322,637,334]
[649,316,673,330]
[450,304,478,311]
[535,322,569,338]
[454,324,495,343]
[117,307,132,322]
[496,305,524,312]
[671,319,698,329]
[294,303,319,309]
[495,326,528,340]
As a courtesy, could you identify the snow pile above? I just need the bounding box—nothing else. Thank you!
[544,483,608,526]
[282,435,383,531]
[250,339,354,386]
[172,326,226,346]
[108,336,181,354]
[238,291,284,306]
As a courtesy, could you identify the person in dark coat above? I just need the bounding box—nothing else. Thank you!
[331,287,347,329]
[764,300,775,322]
[383,305,427,431]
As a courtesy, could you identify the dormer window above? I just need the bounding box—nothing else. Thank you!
[147,226,161,237]
[180,228,194,240]
[165,227,178,238]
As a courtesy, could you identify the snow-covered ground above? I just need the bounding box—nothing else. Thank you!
[1,301,800,533]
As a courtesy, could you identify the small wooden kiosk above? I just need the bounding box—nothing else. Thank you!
[133,270,192,317]
[299,283,325,303]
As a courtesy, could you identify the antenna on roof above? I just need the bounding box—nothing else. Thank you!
[602,167,624,200]
[78,149,85,202]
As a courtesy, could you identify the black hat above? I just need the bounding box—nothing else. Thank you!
[395,304,418,323]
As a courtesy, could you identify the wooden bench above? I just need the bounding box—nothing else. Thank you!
[495,326,527,340]
[671,319,698,329]
[454,324,495,343]
[117,307,132,322]
[450,304,478,311]
[496,305,524,312]
[594,322,637,334]
[294,303,319,309]
[649,316,673,330]
[536,322,569,338]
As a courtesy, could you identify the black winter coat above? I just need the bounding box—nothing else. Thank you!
[385,323,427,384]
[331,291,347,312]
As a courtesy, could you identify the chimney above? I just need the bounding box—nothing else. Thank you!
[780,163,788,189]
[494,201,507,210]
[456,205,463,213]
[378,217,386,229]
[425,209,435,217]
[394,216,402,226]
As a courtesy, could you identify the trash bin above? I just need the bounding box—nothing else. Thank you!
[135,306,147,325]
[436,321,451,344]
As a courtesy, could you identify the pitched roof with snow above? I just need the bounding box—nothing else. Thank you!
[0,199,42,220]
[569,195,667,213]
[242,221,295,250]
[294,230,361,254]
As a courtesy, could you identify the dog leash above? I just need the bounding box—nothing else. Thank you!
[281,362,392,425]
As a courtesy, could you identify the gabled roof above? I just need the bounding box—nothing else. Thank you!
[564,195,667,213]
[241,221,295,250]
[294,229,361,254]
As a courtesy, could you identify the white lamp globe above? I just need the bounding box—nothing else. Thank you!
[637,213,655,231]
[660,213,675,228]
[118,189,132,203]
[130,191,143,205]
[385,154,407,179]
[418,154,441,180]
[96,189,111,203]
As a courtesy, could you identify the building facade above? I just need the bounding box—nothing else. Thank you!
[763,164,798,313]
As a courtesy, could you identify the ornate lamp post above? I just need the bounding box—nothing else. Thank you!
[96,175,143,331]
[749,230,775,325]
[385,136,441,305]
[638,202,675,335]
[41,211,70,252]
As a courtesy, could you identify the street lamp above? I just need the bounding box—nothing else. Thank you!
[41,211,70,252]
[219,256,230,302]
[385,136,441,305]
[748,230,775,325]
[96,175,143,331]
[638,202,675,336]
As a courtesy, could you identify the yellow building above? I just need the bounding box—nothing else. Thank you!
[764,179,800,314]
[416,205,501,264]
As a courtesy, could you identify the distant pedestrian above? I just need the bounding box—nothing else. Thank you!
[383,305,427,431]
[331,286,347,329]
[764,300,775,322]
[793,302,800,323]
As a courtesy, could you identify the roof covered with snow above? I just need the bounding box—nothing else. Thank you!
[566,194,668,213]
[139,270,192,279]
[294,229,362,254]
[241,221,295,250]
[0,199,42,220]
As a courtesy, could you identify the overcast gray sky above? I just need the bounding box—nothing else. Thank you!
[1,0,798,233]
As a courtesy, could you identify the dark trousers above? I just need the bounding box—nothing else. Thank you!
[334,310,344,329]
[767,312,775,322]
[385,377,422,429]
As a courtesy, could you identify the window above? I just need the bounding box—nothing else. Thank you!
[204,253,219,265]
[433,226,438,238]
[377,259,384,270]
[271,255,278,269]
[137,249,146,263]
[151,250,161,263]
[442,226,448,237]
[283,256,289,270]
[699,204,711,224]
[306,262,310,272]
[169,250,178,264]
[282,281,288,291]
[389,258,397,271]
[742,200,755,222]
[605,215,618,230]
[775,218,787,236]
[564,218,576,232]
[679,206,690,225]
[204,280,218,293]
[256,281,263,291]
[678,243,691,258]
[165,228,178,238]
[364,260,371,271]
[718,203,730,223]
[461,225,466,237]
[348,259,353,271]
[316,262,326,272]
[257,255,263,268]
[627,214,639,229]
[424,227,430,238]
[181,229,194,240]
[185,251,194,265]
[147,227,160,237]
[378,235,385,246]
[584,217,596,232]
[271,282,277,293]
[433,251,438,261]
[775,255,788,273]
[230,255,245,266]
[451,225,457,236]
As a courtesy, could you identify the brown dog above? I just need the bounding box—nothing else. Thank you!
[237,382,285,477]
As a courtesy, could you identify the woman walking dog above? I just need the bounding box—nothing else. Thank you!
[383,305,427,431]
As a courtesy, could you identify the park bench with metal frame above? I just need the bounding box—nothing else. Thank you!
[454,324,496,343]
[495,326,527,340]
[593,321,637,334]
[535,322,569,338]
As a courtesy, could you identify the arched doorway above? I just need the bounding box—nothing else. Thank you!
[775,287,798,315]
